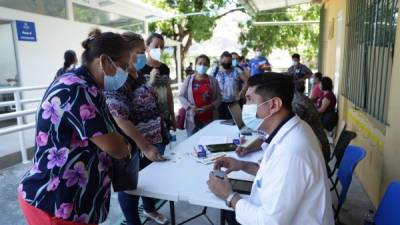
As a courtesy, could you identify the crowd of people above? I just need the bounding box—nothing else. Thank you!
[17,29,337,225]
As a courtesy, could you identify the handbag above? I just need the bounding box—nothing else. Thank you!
[111,149,140,192]
[176,107,186,130]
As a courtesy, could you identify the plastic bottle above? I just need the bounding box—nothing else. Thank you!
[169,130,177,150]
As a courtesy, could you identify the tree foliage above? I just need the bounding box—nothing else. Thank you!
[145,0,242,75]
[239,4,320,66]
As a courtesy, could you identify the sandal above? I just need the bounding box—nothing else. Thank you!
[143,211,169,224]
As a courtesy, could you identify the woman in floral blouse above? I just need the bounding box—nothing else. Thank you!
[18,29,132,225]
[104,32,169,225]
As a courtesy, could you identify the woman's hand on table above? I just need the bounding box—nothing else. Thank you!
[142,144,165,161]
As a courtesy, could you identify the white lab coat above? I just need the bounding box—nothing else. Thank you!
[235,116,335,225]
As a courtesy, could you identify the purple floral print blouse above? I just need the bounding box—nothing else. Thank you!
[19,66,115,224]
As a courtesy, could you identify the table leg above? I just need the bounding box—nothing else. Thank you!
[220,209,225,225]
[169,201,176,225]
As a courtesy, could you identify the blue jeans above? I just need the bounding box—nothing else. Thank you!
[118,144,166,225]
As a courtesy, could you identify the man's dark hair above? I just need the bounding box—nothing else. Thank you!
[292,53,300,60]
[314,72,323,81]
[231,52,239,57]
[248,72,294,110]
[321,77,333,91]
[220,51,232,59]
[146,33,164,48]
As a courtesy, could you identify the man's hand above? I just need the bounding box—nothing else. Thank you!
[235,146,251,157]
[142,144,165,161]
[207,172,233,199]
[214,157,243,174]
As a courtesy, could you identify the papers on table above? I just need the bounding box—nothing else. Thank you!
[197,136,229,145]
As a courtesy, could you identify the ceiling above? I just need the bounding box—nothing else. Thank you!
[239,0,320,13]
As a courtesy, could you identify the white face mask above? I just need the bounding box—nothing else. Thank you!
[255,51,261,57]
[149,48,162,62]
[292,60,299,66]
[242,99,274,131]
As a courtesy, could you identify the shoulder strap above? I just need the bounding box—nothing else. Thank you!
[213,65,219,77]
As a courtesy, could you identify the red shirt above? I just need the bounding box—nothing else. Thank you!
[311,83,323,103]
[192,77,213,123]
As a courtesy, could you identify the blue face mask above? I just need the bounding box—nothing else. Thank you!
[232,59,238,67]
[242,100,273,131]
[195,65,209,75]
[103,56,128,91]
[135,54,147,70]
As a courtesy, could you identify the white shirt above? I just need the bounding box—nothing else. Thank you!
[235,116,334,225]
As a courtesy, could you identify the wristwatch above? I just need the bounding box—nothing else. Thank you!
[225,192,238,208]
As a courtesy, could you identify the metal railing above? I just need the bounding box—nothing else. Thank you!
[0,83,182,164]
[0,85,47,163]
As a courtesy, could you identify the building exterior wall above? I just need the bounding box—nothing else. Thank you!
[321,0,400,206]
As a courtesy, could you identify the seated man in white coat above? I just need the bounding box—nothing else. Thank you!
[207,73,334,225]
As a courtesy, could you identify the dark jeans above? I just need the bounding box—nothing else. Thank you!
[224,210,241,225]
[118,144,166,225]
[218,102,234,120]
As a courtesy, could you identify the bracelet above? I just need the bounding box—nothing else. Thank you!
[225,192,238,208]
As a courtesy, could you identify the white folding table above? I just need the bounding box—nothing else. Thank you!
[125,120,263,225]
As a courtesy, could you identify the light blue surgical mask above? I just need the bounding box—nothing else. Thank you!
[103,56,128,91]
[232,59,238,67]
[135,54,147,70]
[242,100,273,131]
[195,65,209,75]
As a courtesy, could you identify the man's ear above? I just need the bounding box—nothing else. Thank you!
[270,97,283,114]
[99,54,116,76]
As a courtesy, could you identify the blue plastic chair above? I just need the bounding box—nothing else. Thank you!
[371,181,400,225]
[333,145,366,220]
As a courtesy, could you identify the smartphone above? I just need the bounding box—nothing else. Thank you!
[206,143,237,153]
[229,179,253,195]
[212,170,225,179]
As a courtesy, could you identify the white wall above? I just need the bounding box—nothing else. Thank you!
[0,6,127,136]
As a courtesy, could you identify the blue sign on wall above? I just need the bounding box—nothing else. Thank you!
[16,20,37,42]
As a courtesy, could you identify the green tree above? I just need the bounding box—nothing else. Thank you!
[239,4,320,67]
[145,0,243,78]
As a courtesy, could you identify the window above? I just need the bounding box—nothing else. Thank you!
[342,0,399,123]
[0,0,67,19]
[73,3,144,33]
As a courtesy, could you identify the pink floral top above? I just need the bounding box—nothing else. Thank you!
[19,66,115,224]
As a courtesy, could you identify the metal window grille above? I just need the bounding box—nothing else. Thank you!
[342,0,399,123]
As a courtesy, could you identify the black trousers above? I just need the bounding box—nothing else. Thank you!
[224,210,241,225]
[218,102,234,120]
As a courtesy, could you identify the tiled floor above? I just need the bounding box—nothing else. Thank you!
[0,129,374,225]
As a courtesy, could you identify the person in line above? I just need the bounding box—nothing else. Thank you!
[141,33,176,131]
[18,29,132,225]
[208,73,334,225]
[248,47,271,76]
[288,53,313,82]
[103,32,169,225]
[232,52,250,107]
[55,50,77,79]
[317,77,338,131]
[310,72,324,103]
[185,62,195,77]
[212,51,248,119]
[292,81,331,165]
[179,54,221,136]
